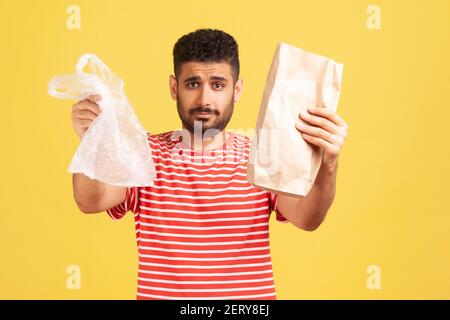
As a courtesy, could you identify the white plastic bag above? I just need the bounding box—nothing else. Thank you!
[48,54,155,187]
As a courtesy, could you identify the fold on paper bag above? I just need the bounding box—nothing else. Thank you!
[247,43,343,197]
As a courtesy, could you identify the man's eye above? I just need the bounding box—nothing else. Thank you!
[187,82,199,88]
[213,83,224,89]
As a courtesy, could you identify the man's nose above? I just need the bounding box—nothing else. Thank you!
[195,85,212,107]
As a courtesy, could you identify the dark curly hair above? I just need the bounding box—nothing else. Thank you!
[173,28,240,83]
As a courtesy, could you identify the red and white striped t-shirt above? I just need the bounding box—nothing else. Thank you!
[107,130,288,300]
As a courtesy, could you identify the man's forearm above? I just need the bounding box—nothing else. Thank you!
[298,159,338,226]
[73,173,106,209]
[280,101,347,230]
[276,158,338,230]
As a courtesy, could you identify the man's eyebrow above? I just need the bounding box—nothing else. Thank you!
[184,76,201,83]
[210,76,228,82]
[183,75,228,83]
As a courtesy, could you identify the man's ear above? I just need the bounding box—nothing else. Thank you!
[169,75,177,101]
[234,78,243,103]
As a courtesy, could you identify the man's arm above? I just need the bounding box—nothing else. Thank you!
[275,105,348,231]
[275,158,338,231]
[71,95,127,214]
[73,173,126,213]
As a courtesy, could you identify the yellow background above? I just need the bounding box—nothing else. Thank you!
[0,0,449,299]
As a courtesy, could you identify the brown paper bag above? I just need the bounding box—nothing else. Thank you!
[247,42,343,197]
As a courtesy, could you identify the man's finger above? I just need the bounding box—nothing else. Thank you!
[306,106,347,128]
[295,122,342,146]
[299,111,339,134]
[76,101,101,116]
[301,133,339,157]
[75,110,99,121]
[87,94,102,103]
[77,118,93,127]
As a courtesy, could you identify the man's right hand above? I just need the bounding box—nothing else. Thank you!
[71,94,102,140]
[70,94,127,214]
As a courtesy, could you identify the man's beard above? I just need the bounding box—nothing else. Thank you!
[176,92,234,137]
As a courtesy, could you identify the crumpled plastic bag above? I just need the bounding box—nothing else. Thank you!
[247,43,343,197]
[48,53,155,187]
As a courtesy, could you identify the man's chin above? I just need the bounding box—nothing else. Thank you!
[184,122,222,136]
[192,117,216,129]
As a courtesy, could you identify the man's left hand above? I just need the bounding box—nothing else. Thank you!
[295,106,349,167]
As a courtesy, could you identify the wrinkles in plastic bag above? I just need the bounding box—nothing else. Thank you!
[48,54,155,187]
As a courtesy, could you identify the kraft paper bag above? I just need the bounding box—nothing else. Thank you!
[247,42,343,197]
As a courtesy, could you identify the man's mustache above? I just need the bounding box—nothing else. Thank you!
[190,106,220,115]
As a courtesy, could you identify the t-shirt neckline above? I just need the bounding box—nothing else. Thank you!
[174,130,235,152]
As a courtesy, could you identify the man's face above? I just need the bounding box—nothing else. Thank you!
[170,61,243,136]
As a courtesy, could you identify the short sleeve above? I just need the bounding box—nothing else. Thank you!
[106,187,140,220]
[269,192,289,223]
